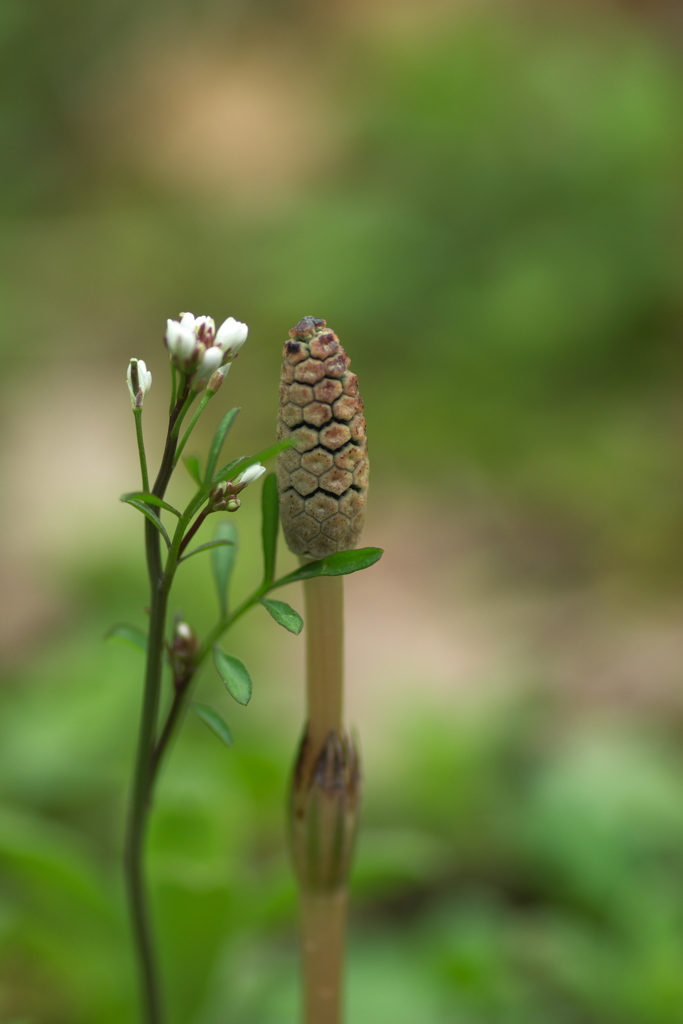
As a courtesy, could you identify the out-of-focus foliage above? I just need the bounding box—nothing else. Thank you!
[1,0,681,581]
[1,0,683,1020]
[6,578,683,1023]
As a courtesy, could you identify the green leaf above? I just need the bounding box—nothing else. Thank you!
[211,521,238,617]
[104,623,147,651]
[184,455,202,486]
[211,439,294,486]
[213,647,252,705]
[192,703,233,747]
[179,539,234,563]
[261,472,279,584]
[211,457,246,486]
[273,547,384,587]
[204,407,240,484]
[121,497,171,547]
[120,492,182,517]
[260,598,303,635]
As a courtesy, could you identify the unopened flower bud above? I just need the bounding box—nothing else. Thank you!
[215,316,248,361]
[234,463,266,489]
[170,620,198,688]
[207,363,231,394]
[126,358,152,409]
[208,480,237,512]
[165,318,197,370]
[191,346,224,390]
[226,497,241,512]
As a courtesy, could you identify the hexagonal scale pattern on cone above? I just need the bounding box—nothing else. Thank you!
[277,318,368,558]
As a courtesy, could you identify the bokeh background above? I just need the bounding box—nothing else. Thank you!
[1,0,683,1021]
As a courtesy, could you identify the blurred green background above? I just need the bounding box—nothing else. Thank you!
[1,0,683,1021]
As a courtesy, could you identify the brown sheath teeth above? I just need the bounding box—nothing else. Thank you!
[277,319,368,559]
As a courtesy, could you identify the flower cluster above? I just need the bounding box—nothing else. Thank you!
[165,312,248,390]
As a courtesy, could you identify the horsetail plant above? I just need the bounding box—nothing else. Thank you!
[277,316,375,1024]
[113,312,381,1024]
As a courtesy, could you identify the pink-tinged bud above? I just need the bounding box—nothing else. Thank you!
[170,619,198,688]
[209,480,237,511]
[207,363,231,394]
[126,358,152,409]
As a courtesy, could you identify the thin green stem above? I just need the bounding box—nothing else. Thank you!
[151,679,191,779]
[173,391,213,469]
[171,389,197,441]
[124,571,170,1024]
[125,384,193,1024]
[147,585,265,799]
[169,366,177,414]
[195,586,268,666]
[133,409,150,494]
[178,507,211,558]
[148,548,281,832]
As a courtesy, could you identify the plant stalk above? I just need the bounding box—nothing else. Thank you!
[300,889,348,1024]
[303,575,344,750]
[295,574,350,1024]
[124,572,170,1024]
[151,678,192,778]
[174,391,213,468]
[124,384,191,1024]
[134,409,150,494]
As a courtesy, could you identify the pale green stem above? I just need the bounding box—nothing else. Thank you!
[298,575,347,1024]
[133,409,150,494]
[125,381,194,1024]
[195,586,269,666]
[169,366,177,414]
[171,389,197,442]
[173,391,213,468]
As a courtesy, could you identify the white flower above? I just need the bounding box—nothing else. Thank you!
[191,345,224,389]
[165,318,197,366]
[126,358,152,409]
[235,463,266,488]
[215,317,248,361]
[192,315,216,344]
[175,312,215,344]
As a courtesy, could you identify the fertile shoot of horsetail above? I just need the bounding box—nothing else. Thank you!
[277,316,374,1024]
